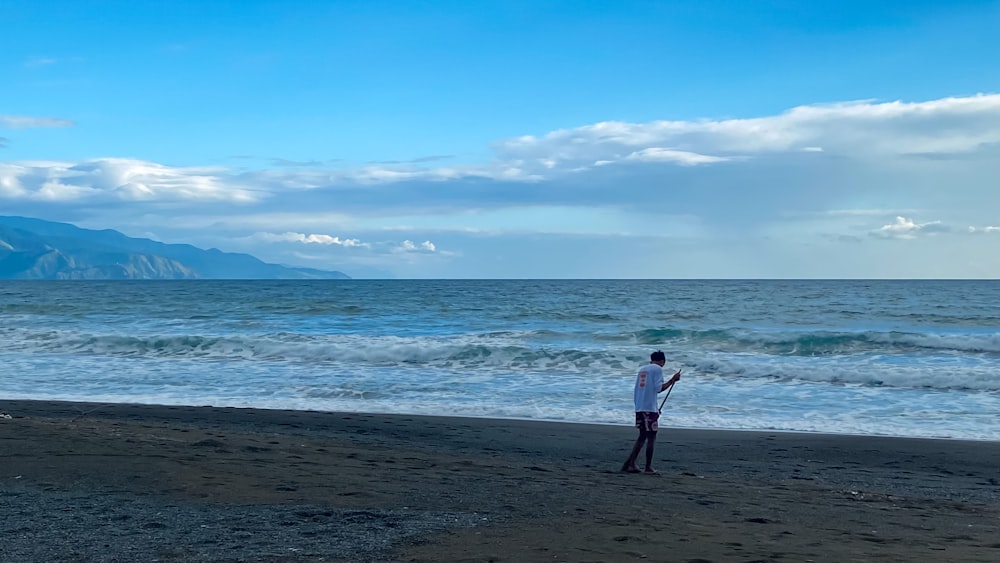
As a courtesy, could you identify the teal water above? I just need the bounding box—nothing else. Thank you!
[1,279,997,439]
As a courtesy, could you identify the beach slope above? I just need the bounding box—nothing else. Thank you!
[1,400,998,562]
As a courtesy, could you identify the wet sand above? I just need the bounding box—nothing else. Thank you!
[1,399,998,562]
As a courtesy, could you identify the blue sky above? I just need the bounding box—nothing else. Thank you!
[2,0,999,278]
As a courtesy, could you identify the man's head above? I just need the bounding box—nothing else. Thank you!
[650,350,666,366]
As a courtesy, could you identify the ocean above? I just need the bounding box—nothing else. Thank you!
[1,279,997,441]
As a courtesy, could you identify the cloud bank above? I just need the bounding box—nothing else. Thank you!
[1,94,998,277]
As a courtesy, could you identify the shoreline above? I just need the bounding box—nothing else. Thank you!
[4,396,996,443]
[3,398,999,562]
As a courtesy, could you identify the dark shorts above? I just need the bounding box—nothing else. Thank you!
[635,411,659,432]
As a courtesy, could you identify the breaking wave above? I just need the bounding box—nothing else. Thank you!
[2,327,998,391]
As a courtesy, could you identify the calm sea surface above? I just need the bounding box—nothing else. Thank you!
[1,280,997,440]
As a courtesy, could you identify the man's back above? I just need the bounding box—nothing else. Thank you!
[633,363,664,412]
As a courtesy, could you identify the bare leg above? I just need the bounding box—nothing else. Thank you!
[621,432,646,472]
[644,431,658,473]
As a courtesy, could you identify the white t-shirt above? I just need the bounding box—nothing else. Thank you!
[633,363,664,412]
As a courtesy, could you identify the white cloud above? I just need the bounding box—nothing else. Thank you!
[2,94,997,211]
[872,216,950,239]
[0,158,257,203]
[394,240,438,253]
[624,148,732,165]
[36,179,97,201]
[0,115,76,129]
[968,225,1000,234]
[250,231,368,248]
[494,94,1000,169]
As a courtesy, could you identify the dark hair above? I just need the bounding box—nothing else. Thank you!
[650,350,666,363]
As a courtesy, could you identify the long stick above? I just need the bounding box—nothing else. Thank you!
[658,382,676,413]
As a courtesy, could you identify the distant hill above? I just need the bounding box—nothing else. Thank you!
[0,216,350,280]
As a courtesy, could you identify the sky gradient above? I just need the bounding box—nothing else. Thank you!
[2,0,999,278]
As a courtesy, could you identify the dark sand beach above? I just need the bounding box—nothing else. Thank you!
[1,400,998,562]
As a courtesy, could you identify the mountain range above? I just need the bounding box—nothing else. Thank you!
[0,216,350,280]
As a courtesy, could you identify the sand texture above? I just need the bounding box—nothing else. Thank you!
[1,400,998,562]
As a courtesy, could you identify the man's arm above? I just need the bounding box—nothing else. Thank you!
[659,369,682,392]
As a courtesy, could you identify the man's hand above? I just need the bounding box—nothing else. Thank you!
[669,369,682,384]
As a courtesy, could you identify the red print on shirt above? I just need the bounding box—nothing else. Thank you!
[638,371,647,388]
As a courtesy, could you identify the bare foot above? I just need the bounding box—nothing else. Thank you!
[621,465,641,474]
[644,468,659,475]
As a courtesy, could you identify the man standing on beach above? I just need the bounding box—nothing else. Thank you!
[622,350,681,474]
